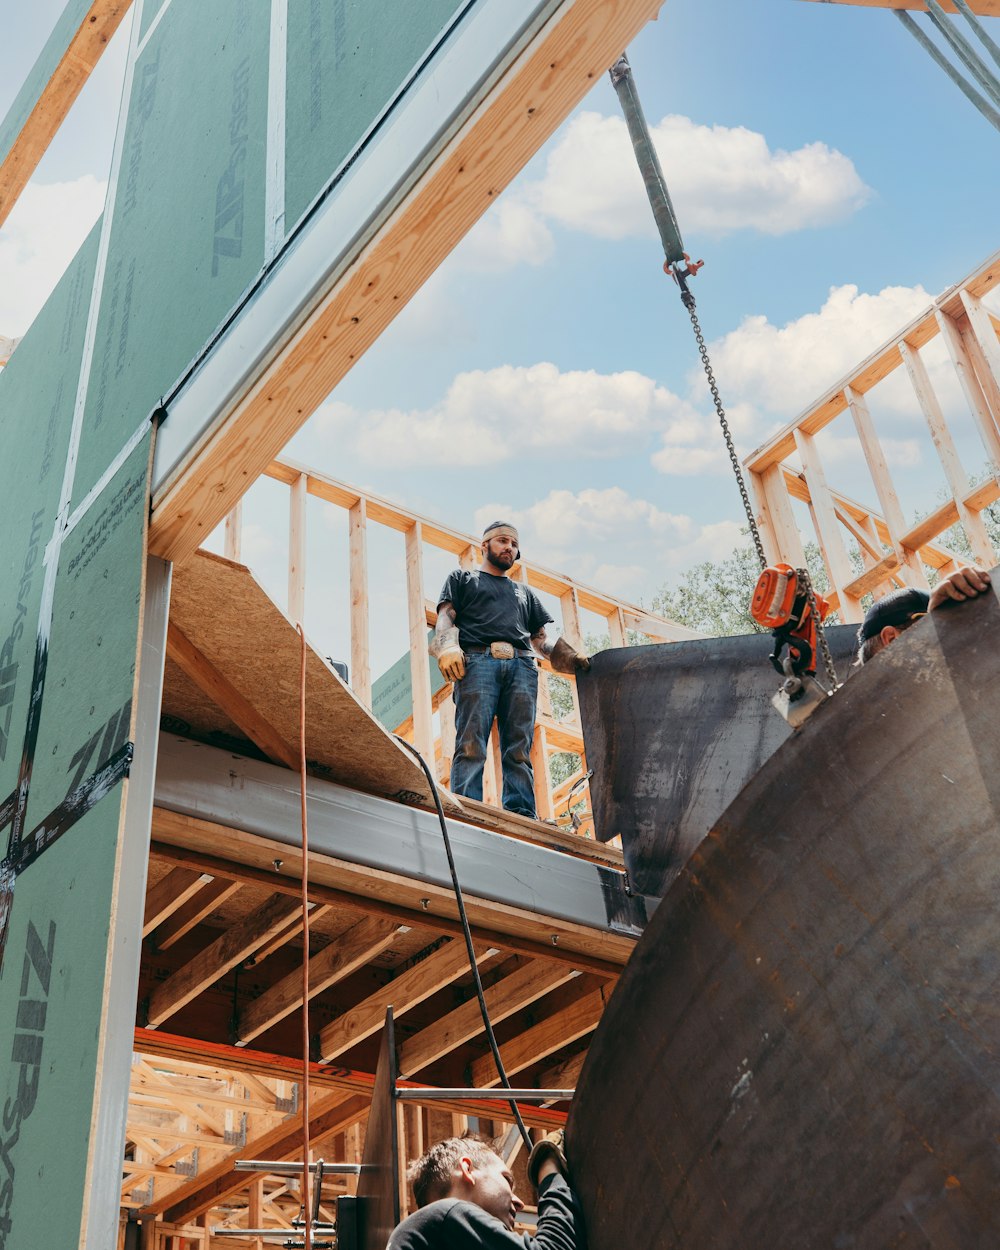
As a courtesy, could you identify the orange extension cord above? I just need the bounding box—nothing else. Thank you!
[297,624,312,1248]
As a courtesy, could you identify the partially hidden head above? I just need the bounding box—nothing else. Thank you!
[855,586,930,666]
[481,520,520,572]
[406,1135,524,1229]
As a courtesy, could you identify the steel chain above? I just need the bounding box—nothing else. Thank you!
[681,291,768,569]
[681,286,840,691]
[798,568,840,691]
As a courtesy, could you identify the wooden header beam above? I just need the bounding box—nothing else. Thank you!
[798,1,1000,13]
[0,1,131,229]
[148,0,664,563]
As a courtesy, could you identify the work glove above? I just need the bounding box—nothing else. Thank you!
[431,626,466,682]
[549,636,591,675]
[527,1129,569,1190]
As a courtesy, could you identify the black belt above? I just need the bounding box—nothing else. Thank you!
[465,644,535,658]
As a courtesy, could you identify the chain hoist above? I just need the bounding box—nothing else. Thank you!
[609,53,839,718]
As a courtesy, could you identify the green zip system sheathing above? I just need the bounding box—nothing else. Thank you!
[0,1,506,1243]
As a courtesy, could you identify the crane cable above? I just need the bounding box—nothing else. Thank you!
[609,53,839,692]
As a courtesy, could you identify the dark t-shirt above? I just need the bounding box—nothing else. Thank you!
[386,1174,584,1250]
[438,569,553,651]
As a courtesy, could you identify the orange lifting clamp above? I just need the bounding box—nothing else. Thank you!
[750,563,830,682]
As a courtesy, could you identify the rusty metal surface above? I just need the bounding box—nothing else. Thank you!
[568,587,1000,1249]
[579,625,858,897]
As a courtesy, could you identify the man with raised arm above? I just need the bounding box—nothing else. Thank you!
[431,521,589,818]
[854,565,992,666]
[387,1133,584,1250]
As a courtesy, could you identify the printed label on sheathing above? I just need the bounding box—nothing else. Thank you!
[0,510,46,764]
[212,52,252,276]
[0,918,55,1248]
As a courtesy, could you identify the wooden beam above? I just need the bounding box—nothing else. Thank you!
[223,502,243,562]
[349,497,371,706]
[0,1,132,229]
[797,0,999,12]
[844,385,927,588]
[146,894,301,1029]
[899,340,995,567]
[793,430,863,623]
[841,552,902,600]
[143,868,209,936]
[147,0,668,563]
[470,987,609,1088]
[154,877,242,950]
[157,1092,370,1222]
[405,522,434,761]
[236,916,403,1046]
[753,463,807,567]
[165,622,298,769]
[150,815,635,973]
[539,1046,588,1091]
[398,960,581,1077]
[317,939,498,1061]
[287,472,307,623]
[936,310,1000,471]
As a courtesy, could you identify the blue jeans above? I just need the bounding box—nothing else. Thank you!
[451,652,538,817]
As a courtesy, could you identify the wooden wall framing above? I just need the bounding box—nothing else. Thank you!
[745,250,1000,613]
[223,455,693,830]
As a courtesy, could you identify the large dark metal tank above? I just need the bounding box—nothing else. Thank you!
[579,624,858,898]
[568,586,1000,1248]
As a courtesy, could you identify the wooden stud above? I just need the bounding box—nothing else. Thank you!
[844,385,927,588]
[146,895,301,1029]
[607,607,626,649]
[793,430,863,623]
[958,314,1000,429]
[405,522,435,762]
[936,310,1000,471]
[288,473,307,623]
[317,940,497,1061]
[756,463,807,567]
[530,725,554,822]
[223,501,243,563]
[349,497,372,706]
[249,1177,264,1250]
[899,340,995,566]
[438,691,457,785]
[489,723,504,807]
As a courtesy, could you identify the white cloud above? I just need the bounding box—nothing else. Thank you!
[453,197,554,272]
[472,487,745,597]
[0,176,107,334]
[316,362,698,468]
[528,111,871,241]
[705,282,933,416]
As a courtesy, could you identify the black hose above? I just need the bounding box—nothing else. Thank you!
[395,736,533,1153]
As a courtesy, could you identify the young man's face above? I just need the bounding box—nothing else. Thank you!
[483,533,517,572]
[466,1150,524,1229]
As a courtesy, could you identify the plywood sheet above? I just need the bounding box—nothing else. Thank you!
[168,550,447,807]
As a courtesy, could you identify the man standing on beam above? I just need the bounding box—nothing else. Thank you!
[431,521,590,818]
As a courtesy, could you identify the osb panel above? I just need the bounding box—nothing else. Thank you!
[169,551,445,806]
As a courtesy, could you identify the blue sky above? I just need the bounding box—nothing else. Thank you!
[3,1,1000,670]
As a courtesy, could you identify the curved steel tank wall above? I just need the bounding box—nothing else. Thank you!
[567,584,1000,1249]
